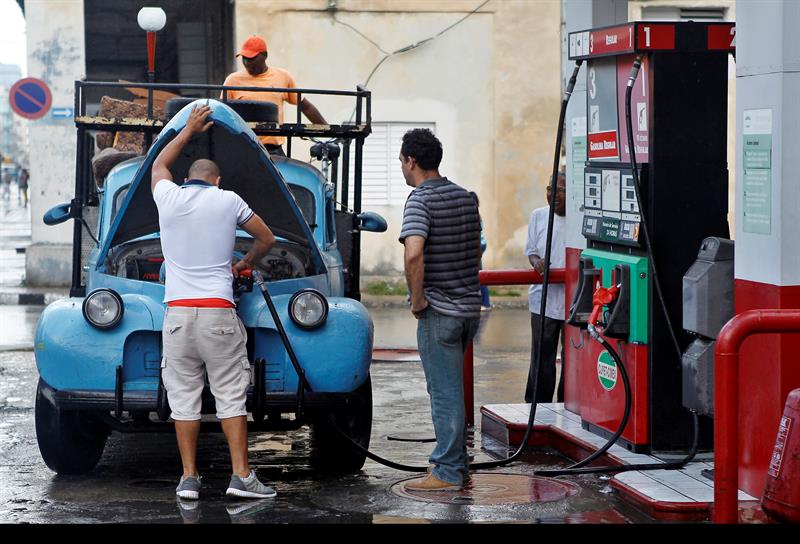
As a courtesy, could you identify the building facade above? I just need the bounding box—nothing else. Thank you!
[22,0,734,286]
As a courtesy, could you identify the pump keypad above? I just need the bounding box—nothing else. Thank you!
[582,167,642,246]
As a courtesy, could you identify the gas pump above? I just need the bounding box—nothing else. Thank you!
[565,22,735,453]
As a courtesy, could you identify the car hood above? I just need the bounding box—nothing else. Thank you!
[100,99,319,261]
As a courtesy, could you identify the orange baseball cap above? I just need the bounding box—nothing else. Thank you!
[237,35,268,58]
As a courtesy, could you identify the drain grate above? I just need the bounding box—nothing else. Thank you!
[392,472,579,506]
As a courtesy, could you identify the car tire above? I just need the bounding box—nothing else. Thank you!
[35,379,108,475]
[165,98,279,123]
[311,375,372,473]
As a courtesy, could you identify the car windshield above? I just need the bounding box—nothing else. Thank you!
[112,184,130,225]
[287,184,315,228]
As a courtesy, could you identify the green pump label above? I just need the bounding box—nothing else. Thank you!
[597,352,618,391]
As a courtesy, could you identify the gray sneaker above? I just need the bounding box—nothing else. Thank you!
[176,475,202,500]
[226,470,277,499]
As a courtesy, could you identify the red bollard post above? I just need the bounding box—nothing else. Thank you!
[462,268,565,430]
[463,342,474,426]
[714,309,800,524]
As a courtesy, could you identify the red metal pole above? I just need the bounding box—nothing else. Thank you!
[713,309,800,524]
[462,268,566,428]
[463,342,474,426]
[479,268,565,286]
[147,31,156,74]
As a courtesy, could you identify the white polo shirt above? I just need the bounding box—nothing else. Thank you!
[153,179,254,303]
[524,206,566,320]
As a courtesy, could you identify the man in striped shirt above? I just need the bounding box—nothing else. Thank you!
[398,128,482,491]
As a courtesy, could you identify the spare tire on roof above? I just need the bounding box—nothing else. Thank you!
[165,98,279,123]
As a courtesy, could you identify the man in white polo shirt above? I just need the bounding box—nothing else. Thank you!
[151,104,278,501]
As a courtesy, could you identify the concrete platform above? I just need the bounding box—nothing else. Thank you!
[481,402,761,521]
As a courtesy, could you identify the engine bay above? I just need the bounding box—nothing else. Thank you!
[110,237,312,283]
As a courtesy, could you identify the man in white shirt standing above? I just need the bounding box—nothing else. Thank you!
[151,104,278,501]
[524,170,566,404]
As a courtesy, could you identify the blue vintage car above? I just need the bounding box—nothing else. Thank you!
[35,89,385,475]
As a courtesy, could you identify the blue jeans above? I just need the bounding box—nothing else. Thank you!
[416,307,480,485]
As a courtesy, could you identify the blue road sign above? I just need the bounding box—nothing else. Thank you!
[9,78,53,120]
[51,107,74,119]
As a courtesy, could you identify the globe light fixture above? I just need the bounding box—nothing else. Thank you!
[137,7,166,32]
[136,7,167,122]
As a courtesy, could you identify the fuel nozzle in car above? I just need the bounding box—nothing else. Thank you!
[232,267,254,306]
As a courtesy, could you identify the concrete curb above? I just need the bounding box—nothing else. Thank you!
[0,290,69,306]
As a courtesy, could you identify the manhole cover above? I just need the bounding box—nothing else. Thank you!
[391,472,579,506]
[372,349,421,362]
[387,432,436,443]
[128,479,175,489]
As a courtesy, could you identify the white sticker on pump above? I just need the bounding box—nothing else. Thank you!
[589,105,600,132]
[743,109,772,135]
[601,170,621,213]
[572,116,586,138]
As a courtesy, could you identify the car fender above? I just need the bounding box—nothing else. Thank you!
[35,294,161,391]
[252,295,373,393]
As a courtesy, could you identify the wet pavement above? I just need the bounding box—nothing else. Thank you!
[0,192,658,523]
[0,187,30,288]
[0,305,658,524]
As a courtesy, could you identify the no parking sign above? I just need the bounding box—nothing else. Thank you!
[8,77,52,120]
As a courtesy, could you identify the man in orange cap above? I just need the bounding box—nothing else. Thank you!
[222,35,327,156]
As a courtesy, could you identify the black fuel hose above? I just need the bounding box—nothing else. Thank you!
[319,62,587,473]
[535,332,698,476]
[467,60,585,470]
[259,59,697,478]
[623,55,685,375]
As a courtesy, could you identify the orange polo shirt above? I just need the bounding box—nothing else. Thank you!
[221,67,298,147]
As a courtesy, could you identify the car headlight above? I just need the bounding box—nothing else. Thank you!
[289,289,328,329]
[82,288,124,329]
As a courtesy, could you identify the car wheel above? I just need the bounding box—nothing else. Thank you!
[35,379,108,475]
[311,375,372,473]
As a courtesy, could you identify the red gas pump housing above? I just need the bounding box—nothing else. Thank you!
[761,388,800,523]
[565,22,734,453]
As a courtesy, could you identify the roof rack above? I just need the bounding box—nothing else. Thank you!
[74,80,372,140]
[69,80,373,299]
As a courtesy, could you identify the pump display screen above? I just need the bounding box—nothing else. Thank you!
[582,166,642,246]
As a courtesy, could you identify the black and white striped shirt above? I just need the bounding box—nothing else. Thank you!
[399,177,482,318]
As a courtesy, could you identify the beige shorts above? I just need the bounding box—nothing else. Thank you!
[161,306,251,421]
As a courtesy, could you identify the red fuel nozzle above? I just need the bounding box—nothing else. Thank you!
[239,268,253,279]
[588,284,620,327]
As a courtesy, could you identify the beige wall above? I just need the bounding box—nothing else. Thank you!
[234,0,563,278]
[25,0,86,286]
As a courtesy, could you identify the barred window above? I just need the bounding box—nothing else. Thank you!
[348,122,436,207]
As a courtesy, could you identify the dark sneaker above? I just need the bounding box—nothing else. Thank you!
[226,470,277,499]
[176,475,202,500]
